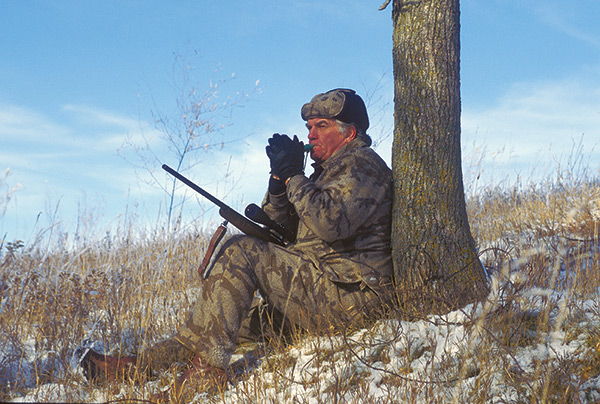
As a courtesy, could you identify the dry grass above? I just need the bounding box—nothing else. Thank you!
[0,227,208,402]
[1,163,599,403]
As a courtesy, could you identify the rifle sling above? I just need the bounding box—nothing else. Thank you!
[199,221,228,280]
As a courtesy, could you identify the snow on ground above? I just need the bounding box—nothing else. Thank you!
[6,266,600,403]
[219,288,600,403]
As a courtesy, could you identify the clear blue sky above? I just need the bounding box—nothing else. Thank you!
[1,0,599,244]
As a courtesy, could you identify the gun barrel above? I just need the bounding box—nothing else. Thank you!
[162,164,226,210]
[162,164,285,246]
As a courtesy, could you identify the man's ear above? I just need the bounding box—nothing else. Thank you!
[346,125,357,141]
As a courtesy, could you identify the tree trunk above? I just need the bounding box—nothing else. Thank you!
[391,0,489,315]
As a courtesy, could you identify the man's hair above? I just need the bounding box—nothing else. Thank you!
[335,120,372,146]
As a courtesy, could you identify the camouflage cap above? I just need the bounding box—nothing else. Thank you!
[301,88,369,132]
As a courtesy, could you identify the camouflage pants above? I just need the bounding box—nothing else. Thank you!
[141,235,391,370]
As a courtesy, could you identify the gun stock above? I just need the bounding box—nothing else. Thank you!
[162,164,285,246]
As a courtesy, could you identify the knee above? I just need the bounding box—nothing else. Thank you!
[219,234,267,255]
[210,235,269,269]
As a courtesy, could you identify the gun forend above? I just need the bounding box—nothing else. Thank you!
[245,203,295,243]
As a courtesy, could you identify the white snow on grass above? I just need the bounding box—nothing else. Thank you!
[5,267,600,403]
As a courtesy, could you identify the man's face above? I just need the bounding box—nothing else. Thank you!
[306,118,354,165]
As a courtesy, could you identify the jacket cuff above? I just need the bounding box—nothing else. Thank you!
[285,175,310,200]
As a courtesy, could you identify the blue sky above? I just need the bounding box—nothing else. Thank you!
[1,0,599,244]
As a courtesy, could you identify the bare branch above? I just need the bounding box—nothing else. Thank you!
[379,0,391,11]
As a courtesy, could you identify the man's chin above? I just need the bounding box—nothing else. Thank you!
[309,154,323,164]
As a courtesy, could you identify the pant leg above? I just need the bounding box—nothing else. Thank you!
[253,245,390,333]
[236,295,292,345]
[174,235,390,369]
[138,298,289,373]
[173,235,265,368]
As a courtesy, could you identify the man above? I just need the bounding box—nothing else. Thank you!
[82,88,393,396]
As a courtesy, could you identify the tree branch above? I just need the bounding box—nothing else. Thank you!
[378,0,391,10]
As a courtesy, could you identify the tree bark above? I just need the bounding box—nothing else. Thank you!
[391,0,489,315]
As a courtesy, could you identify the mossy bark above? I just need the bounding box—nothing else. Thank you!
[391,0,489,315]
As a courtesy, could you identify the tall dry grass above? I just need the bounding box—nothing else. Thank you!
[0,159,599,403]
[0,226,209,401]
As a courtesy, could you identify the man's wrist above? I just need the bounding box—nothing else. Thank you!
[268,175,286,195]
[278,168,303,184]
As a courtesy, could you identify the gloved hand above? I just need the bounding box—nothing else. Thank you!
[266,133,305,186]
[268,175,286,195]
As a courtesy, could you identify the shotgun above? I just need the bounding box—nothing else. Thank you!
[162,164,287,246]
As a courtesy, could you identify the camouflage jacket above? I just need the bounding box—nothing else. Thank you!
[262,138,393,288]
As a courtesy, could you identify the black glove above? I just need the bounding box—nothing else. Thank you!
[268,175,286,195]
[266,133,305,184]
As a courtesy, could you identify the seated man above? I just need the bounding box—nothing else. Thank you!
[82,88,394,394]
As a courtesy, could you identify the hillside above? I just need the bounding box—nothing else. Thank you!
[1,172,599,403]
